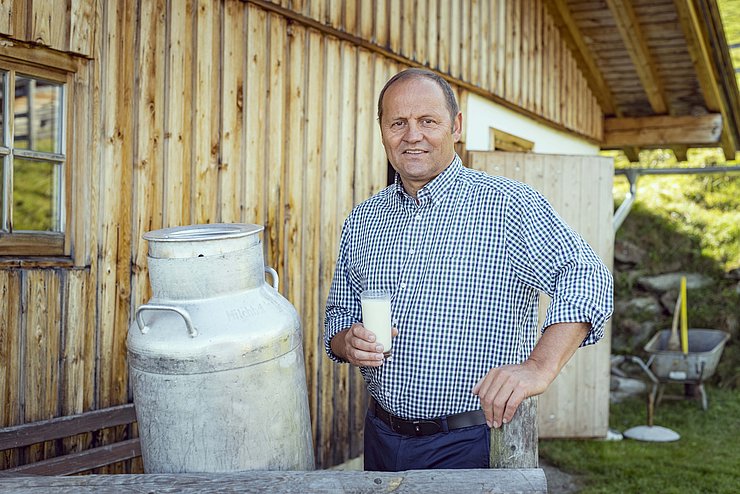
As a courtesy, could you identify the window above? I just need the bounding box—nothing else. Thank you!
[0,60,70,257]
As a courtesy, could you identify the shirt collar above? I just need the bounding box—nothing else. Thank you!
[392,154,463,208]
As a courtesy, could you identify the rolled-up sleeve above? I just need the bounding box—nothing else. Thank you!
[505,185,613,346]
[324,216,361,362]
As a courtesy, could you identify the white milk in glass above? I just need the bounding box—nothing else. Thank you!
[361,290,392,357]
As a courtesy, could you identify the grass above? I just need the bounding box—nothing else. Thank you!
[551,142,740,490]
[540,387,740,493]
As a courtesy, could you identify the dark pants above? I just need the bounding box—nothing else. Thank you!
[363,411,490,471]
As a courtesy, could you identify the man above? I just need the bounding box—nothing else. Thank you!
[324,68,613,471]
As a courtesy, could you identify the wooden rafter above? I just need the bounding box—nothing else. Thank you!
[674,0,736,159]
[603,114,723,147]
[605,0,668,114]
[545,0,617,116]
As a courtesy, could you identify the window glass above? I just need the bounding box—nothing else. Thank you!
[14,76,62,153]
[12,158,56,231]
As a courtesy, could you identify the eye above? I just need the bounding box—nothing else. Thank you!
[390,121,404,128]
[422,118,435,126]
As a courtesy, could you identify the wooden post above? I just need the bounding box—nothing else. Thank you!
[490,396,538,468]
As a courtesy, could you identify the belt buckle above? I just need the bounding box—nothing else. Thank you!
[412,419,441,436]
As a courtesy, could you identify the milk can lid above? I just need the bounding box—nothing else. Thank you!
[144,223,264,242]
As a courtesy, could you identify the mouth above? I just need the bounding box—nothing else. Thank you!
[402,149,427,155]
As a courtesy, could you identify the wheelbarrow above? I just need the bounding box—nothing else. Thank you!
[640,328,730,410]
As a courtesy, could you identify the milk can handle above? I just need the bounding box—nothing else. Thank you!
[265,266,279,291]
[136,304,198,338]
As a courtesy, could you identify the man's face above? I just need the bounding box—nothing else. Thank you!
[380,77,462,196]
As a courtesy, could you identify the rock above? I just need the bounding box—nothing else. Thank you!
[625,296,661,315]
[660,290,680,314]
[614,240,647,266]
[610,376,648,403]
[637,272,713,292]
[612,318,656,353]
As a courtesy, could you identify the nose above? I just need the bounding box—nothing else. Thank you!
[402,121,423,143]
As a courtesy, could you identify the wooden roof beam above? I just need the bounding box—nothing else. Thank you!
[545,0,618,116]
[605,0,668,114]
[674,0,736,159]
[603,114,723,147]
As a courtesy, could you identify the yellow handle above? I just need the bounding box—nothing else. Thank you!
[680,276,689,354]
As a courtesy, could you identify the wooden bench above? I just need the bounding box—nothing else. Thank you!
[0,404,140,476]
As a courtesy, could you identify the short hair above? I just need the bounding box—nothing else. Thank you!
[377,69,459,126]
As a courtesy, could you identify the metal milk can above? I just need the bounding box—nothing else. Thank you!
[127,223,314,473]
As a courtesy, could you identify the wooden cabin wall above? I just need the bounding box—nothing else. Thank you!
[1,0,605,470]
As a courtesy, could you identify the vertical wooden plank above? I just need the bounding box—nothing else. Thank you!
[437,0,449,74]
[265,12,286,275]
[336,42,358,459]
[511,0,521,105]
[11,0,27,41]
[70,0,95,57]
[192,0,220,225]
[449,0,460,78]
[374,0,387,47]
[308,0,324,23]
[401,0,413,58]
[132,0,166,314]
[97,0,134,417]
[303,28,324,466]
[61,270,96,456]
[319,35,341,467]
[389,0,400,53]
[521,0,530,109]
[244,4,267,225]
[30,0,67,50]
[469,0,479,84]
[461,0,470,81]
[220,0,245,223]
[0,1,12,35]
[370,57,391,195]
[350,48,375,448]
[285,21,308,452]
[353,49,373,205]
[495,0,505,95]
[327,0,341,28]
[0,270,21,469]
[415,0,427,65]
[426,0,437,69]
[478,0,488,90]
[163,0,194,227]
[490,397,538,468]
[359,0,372,40]
[343,0,357,34]
[534,0,543,116]
[23,270,61,462]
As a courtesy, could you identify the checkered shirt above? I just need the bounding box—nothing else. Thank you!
[324,155,613,420]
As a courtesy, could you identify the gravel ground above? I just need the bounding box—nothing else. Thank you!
[540,457,582,493]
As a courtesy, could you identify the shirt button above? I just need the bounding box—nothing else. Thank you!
[409,249,415,255]
[415,214,422,221]
[400,282,407,289]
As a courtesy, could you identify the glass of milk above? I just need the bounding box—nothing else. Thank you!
[360,289,392,358]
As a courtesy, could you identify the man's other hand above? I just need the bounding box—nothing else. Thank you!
[471,361,549,428]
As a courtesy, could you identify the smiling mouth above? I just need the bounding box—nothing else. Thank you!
[403,150,427,154]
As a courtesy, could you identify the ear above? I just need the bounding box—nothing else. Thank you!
[452,112,463,143]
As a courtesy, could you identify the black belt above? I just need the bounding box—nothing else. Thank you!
[369,397,487,436]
